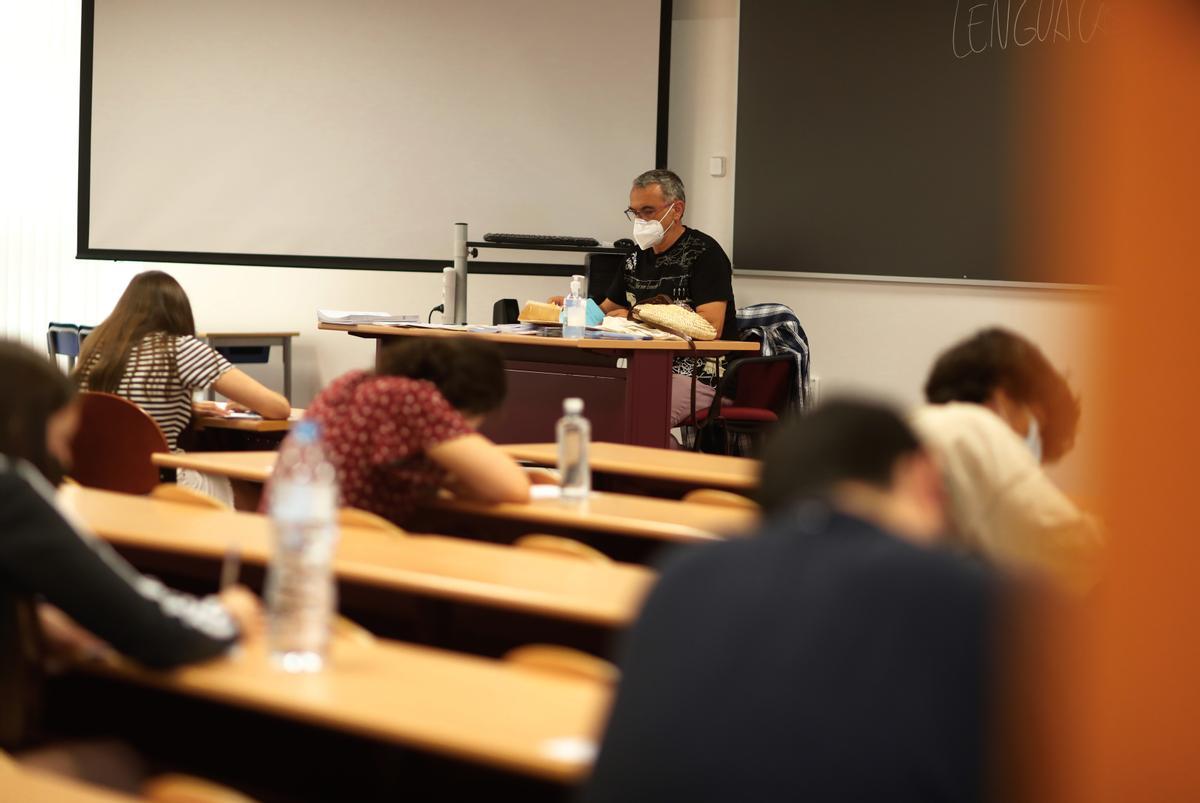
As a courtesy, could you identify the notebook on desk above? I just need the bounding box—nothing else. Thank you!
[317,309,421,325]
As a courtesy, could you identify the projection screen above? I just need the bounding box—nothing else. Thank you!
[80,0,667,272]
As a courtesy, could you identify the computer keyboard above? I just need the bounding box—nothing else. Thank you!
[483,233,600,247]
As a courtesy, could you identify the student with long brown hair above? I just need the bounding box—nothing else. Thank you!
[74,270,289,502]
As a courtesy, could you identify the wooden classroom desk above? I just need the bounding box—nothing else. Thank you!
[153,449,277,483]
[192,407,304,433]
[79,635,609,784]
[60,485,654,630]
[151,445,760,494]
[424,491,756,544]
[502,441,759,495]
[319,321,759,449]
[416,489,758,564]
[147,451,756,557]
[0,766,139,803]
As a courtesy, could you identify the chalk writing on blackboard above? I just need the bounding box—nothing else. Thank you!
[952,0,1110,59]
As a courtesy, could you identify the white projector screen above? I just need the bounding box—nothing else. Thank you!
[81,0,666,271]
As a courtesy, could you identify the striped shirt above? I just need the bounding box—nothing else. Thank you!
[78,334,232,451]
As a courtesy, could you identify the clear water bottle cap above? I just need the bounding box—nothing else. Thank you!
[570,276,582,293]
[292,419,320,443]
[563,397,584,415]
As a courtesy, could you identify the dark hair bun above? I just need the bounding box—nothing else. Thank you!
[377,337,506,415]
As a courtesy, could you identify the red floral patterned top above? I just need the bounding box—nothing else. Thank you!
[303,370,473,526]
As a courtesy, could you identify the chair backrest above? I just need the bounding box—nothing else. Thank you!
[46,323,82,372]
[142,773,261,803]
[151,483,229,510]
[504,644,620,685]
[70,392,169,494]
[338,506,406,536]
[728,355,799,415]
[681,488,761,511]
[333,614,376,646]
[514,534,612,564]
[735,303,810,408]
[492,298,520,325]
[46,323,81,356]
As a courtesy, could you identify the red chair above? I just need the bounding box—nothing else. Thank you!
[70,392,170,494]
[680,355,800,456]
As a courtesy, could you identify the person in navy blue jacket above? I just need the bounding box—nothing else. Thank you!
[583,400,998,803]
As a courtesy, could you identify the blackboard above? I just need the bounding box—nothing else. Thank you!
[733,0,1110,283]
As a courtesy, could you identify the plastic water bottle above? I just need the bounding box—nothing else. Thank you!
[266,420,339,672]
[563,274,586,339]
[557,397,590,499]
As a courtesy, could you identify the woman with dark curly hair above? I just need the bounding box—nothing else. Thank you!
[911,328,1101,586]
[265,336,533,528]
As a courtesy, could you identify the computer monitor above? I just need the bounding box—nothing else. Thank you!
[584,252,626,305]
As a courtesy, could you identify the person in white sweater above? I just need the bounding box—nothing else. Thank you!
[910,328,1102,587]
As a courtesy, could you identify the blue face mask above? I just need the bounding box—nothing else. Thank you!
[1025,413,1043,463]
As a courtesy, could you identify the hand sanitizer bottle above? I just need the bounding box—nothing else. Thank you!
[563,275,586,339]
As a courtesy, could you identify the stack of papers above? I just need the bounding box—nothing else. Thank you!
[584,328,651,340]
[599,317,676,340]
[467,323,539,335]
[317,309,421,325]
[390,322,469,330]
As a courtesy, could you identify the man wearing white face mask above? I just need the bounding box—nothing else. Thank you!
[909,328,1103,590]
[599,169,737,431]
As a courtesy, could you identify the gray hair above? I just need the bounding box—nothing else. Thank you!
[632,169,686,204]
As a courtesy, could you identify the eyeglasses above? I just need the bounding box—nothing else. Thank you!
[624,203,674,222]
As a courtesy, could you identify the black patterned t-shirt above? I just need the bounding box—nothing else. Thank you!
[605,227,737,383]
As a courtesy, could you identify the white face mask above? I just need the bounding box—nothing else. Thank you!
[1024,412,1043,463]
[632,204,676,250]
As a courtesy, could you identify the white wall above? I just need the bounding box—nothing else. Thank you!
[2,0,1104,491]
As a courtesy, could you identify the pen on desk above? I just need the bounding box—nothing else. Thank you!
[220,539,241,590]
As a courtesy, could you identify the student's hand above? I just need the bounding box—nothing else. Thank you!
[547,295,566,306]
[194,401,253,418]
[193,400,224,415]
[211,368,291,420]
[606,307,630,319]
[218,585,264,639]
